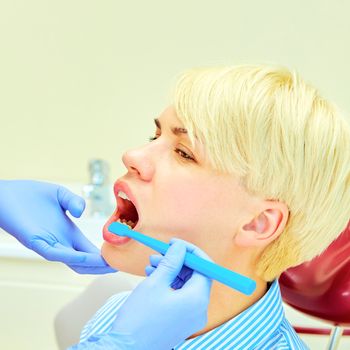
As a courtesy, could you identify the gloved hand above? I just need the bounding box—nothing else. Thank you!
[0,180,115,274]
[111,238,213,349]
[70,239,212,350]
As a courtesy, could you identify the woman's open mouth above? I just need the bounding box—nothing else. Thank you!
[102,182,140,245]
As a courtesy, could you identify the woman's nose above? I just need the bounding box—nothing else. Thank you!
[122,146,155,181]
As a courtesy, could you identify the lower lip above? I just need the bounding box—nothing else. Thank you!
[102,213,133,246]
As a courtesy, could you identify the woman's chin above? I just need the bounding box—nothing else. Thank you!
[101,241,147,276]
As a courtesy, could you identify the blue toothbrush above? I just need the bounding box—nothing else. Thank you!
[108,222,256,295]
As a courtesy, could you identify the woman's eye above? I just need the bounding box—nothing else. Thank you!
[148,135,195,162]
[175,148,195,161]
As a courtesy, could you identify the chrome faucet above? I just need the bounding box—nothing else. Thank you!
[83,159,114,218]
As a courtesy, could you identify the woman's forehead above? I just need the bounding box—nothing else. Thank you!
[157,106,183,125]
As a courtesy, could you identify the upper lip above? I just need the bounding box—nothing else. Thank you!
[113,180,140,219]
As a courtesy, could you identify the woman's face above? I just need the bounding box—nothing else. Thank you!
[102,106,254,275]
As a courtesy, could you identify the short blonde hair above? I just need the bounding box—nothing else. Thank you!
[172,65,350,281]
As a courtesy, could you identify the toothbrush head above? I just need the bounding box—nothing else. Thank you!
[108,222,133,237]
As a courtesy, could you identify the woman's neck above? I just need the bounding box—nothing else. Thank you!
[190,274,267,338]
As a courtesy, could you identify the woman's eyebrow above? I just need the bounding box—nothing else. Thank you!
[154,118,188,136]
[154,117,201,156]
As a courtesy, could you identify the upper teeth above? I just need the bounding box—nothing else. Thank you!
[118,191,130,201]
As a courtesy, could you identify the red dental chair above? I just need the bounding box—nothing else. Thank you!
[279,221,350,350]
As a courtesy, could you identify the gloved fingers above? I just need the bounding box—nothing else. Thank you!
[149,254,163,267]
[167,239,213,295]
[31,239,111,267]
[30,239,82,263]
[149,240,187,287]
[149,241,211,290]
[170,266,194,290]
[57,186,86,218]
[145,265,156,276]
[73,230,102,254]
[177,264,212,296]
[180,269,212,298]
[67,264,117,275]
[149,253,193,289]
[169,238,213,262]
[52,243,114,269]
[146,254,193,289]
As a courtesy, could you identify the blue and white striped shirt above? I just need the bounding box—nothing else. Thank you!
[79,280,308,349]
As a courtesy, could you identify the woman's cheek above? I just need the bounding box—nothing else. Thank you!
[101,242,150,276]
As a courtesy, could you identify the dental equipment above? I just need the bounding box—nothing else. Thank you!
[108,222,256,295]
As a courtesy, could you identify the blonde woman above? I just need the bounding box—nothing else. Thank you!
[76,65,350,349]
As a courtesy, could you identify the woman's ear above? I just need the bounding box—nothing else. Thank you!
[235,201,289,248]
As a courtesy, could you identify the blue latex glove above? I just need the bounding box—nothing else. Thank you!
[147,252,194,290]
[0,180,115,274]
[70,239,212,350]
[111,238,213,349]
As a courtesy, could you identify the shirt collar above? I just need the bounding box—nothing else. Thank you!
[175,280,284,350]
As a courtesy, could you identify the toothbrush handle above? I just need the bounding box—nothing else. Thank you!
[131,230,256,295]
[184,252,256,295]
[108,224,256,295]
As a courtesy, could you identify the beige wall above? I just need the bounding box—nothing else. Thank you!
[1,0,349,183]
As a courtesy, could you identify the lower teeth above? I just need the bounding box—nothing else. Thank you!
[117,218,135,229]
